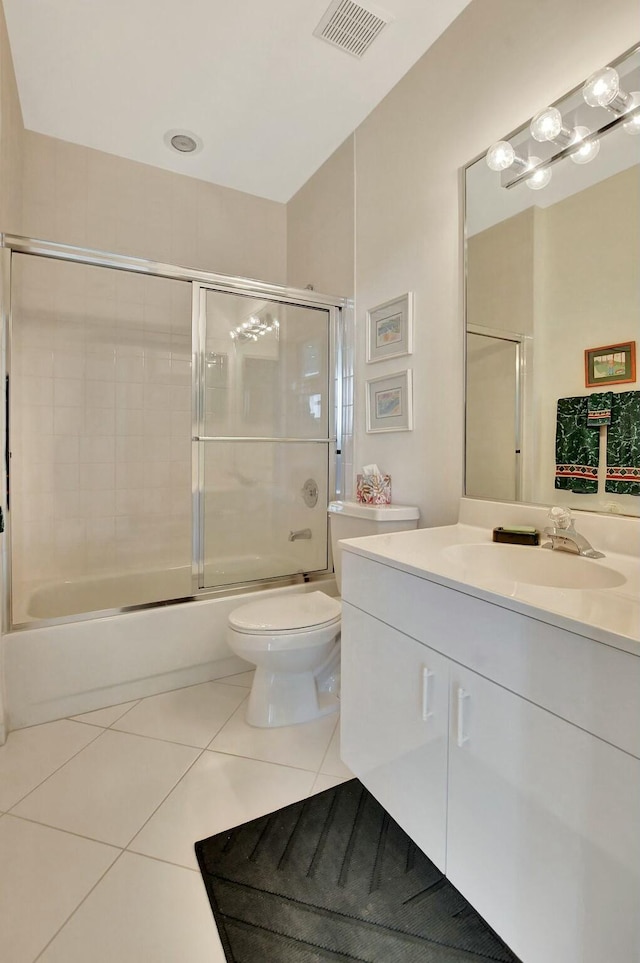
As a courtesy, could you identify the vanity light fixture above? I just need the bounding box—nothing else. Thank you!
[530,108,601,165]
[485,142,553,189]
[583,66,630,112]
[583,66,640,135]
[486,50,639,190]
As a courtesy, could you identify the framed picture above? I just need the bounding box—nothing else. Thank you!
[366,369,413,433]
[366,293,413,363]
[584,341,636,387]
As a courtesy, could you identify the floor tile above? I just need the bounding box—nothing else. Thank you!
[11,729,199,847]
[310,773,350,795]
[111,682,247,748]
[318,719,355,779]
[0,815,119,963]
[217,670,255,687]
[37,852,225,963]
[209,701,336,770]
[71,700,140,728]
[129,750,316,870]
[0,720,100,811]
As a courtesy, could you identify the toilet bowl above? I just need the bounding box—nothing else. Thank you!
[227,500,420,728]
[228,591,342,727]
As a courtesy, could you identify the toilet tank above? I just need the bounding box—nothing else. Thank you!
[327,500,419,593]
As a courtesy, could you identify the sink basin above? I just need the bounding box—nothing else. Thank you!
[442,543,626,590]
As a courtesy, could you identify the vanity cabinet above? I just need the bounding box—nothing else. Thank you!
[447,665,640,963]
[340,550,640,963]
[341,602,449,870]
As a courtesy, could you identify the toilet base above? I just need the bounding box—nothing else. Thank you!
[246,666,340,728]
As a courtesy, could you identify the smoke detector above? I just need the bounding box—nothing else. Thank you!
[313,0,393,59]
[163,129,203,155]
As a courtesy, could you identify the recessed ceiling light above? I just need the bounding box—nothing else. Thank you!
[163,129,203,155]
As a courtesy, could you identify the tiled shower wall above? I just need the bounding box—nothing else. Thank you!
[11,255,193,620]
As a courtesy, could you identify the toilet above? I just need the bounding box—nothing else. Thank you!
[227,500,420,727]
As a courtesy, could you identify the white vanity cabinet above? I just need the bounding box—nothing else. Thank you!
[340,548,640,963]
[447,664,640,963]
[340,601,449,870]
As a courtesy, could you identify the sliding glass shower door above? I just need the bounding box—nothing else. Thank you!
[194,287,335,590]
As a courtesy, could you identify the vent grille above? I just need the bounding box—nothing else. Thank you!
[313,0,392,59]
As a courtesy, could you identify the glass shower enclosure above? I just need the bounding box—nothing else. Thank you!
[1,237,341,626]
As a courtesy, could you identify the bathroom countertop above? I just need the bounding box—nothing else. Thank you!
[340,523,640,657]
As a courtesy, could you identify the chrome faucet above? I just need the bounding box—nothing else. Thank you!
[288,528,312,542]
[543,507,605,559]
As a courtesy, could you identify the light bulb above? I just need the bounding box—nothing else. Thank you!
[486,141,516,171]
[525,158,552,191]
[570,126,600,164]
[623,92,640,134]
[583,66,620,107]
[530,106,563,142]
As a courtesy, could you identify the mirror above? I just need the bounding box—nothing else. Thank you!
[465,46,640,517]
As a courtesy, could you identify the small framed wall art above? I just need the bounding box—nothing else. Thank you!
[584,341,636,387]
[366,293,413,363]
[366,369,413,433]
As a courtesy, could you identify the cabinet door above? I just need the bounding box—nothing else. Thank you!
[448,665,640,963]
[340,602,449,871]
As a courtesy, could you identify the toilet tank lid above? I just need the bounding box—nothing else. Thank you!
[328,500,420,522]
[229,591,341,632]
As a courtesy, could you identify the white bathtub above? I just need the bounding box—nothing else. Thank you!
[4,569,336,732]
[26,556,304,621]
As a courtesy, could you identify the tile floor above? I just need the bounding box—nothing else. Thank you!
[0,671,353,963]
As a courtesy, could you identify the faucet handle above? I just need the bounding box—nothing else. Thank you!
[547,506,573,531]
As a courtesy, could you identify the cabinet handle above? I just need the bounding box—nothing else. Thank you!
[421,666,434,721]
[457,687,470,747]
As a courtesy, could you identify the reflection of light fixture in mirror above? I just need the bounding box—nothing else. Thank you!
[569,126,601,164]
[525,158,552,191]
[230,315,279,342]
[623,92,640,134]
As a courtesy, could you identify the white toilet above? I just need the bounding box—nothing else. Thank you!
[227,500,419,727]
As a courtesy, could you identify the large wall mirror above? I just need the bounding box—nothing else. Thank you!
[465,46,639,517]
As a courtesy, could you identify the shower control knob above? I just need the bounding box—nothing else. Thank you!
[302,478,319,508]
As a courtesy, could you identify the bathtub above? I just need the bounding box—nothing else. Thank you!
[26,556,304,621]
[4,564,336,733]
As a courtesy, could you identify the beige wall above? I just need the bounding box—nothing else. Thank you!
[0,0,22,233]
[535,166,639,513]
[286,136,354,298]
[353,0,637,525]
[22,130,287,284]
[0,0,23,739]
[467,208,534,335]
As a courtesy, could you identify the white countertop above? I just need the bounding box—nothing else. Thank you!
[341,523,640,657]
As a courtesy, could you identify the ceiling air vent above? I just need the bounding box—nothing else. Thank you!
[313,0,393,59]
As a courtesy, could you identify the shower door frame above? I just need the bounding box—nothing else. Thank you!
[465,323,527,503]
[191,281,340,595]
[0,234,345,631]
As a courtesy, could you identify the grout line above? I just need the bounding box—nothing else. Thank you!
[120,743,210,850]
[5,724,105,813]
[32,849,128,963]
[4,811,127,850]
[121,848,202,874]
[202,744,322,776]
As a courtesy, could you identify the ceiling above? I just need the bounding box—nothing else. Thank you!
[4,0,471,203]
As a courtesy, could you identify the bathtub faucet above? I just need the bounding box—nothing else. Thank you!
[288,528,312,541]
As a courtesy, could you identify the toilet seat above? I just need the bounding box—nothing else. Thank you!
[229,591,341,636]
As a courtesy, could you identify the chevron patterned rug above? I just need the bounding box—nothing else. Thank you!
[195,778,520,962]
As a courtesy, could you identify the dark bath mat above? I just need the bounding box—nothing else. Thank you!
[195,778,521,963]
